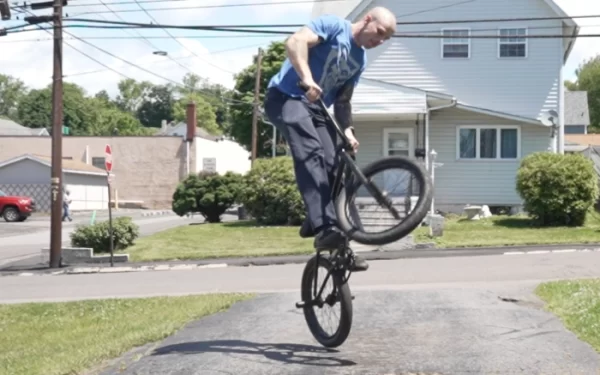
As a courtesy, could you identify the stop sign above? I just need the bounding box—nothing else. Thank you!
[105,144,112,172]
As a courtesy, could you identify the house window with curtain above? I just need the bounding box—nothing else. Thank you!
[498,28,527,58]
[457,126,520,160]
[441,29,470,58]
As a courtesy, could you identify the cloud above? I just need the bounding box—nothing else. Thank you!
[0,0,315,97]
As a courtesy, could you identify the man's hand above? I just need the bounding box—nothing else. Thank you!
[301,78,322,102]
[345,128,359,154]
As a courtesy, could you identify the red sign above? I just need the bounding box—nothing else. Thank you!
[105,144,112,172]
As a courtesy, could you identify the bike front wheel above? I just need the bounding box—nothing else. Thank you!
[300,254,353,348]
[335,156,433,246]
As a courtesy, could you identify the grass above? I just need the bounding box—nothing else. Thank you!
[124,220,314,262]
[413,212,600,248]
[0,293,253,375]
[536,279,600,352]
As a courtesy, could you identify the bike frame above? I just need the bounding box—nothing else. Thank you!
[301,96,401,308]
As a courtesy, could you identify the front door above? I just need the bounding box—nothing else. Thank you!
[383,128,415,197]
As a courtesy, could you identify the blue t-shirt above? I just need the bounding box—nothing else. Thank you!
[268,14,367,108]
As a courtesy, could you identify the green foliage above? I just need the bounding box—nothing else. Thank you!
[229,41,287,156]
[516,152,599,226]
[172,93,221,135]
[566,54,600,129]
[172,171,243,222]
[239,156,305,225]
[0,74,26,120]
[70,216,140,253]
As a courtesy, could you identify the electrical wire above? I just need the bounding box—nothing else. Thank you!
[5,23,598,43]
[12,0,336,9]
[131,0,235,74]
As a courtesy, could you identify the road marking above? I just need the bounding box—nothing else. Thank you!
[503,248,600,255]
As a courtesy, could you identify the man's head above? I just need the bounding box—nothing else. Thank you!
[352,6,397,49]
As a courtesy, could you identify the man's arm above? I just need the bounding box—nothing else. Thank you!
[285,15,343,82]
[284,27,322,82]
[333,81,355,132]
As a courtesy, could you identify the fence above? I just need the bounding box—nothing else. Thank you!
[0,183,52,213]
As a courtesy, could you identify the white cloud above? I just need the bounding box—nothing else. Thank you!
[0,0,315,97]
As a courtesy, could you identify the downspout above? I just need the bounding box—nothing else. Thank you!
[558,63,565,154]
[424,95,458,169]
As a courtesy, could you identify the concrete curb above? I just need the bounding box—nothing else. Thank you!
[140,210,175,217]
[6,244,600,277]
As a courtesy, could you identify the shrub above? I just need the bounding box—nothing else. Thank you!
[172,171,243,223]
[240,156,305,225]
[516,151,599,226]
[70,216,140,253]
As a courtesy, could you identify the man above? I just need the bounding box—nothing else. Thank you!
[263,7,397,271]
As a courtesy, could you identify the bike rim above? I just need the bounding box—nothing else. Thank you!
[311,263,342,338]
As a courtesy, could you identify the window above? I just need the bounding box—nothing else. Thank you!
[442,29,470,58]
[457,126,520,160]
[92,157,105,169]
[499,28,527,58]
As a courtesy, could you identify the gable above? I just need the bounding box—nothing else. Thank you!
[312,0,578,62]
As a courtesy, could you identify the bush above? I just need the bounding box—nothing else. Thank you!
[239,156,305,225]
[70,216,140,253]
[516,152,599,226]
[172,171,243,222]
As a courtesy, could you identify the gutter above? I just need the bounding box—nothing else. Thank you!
[424,96,458,169]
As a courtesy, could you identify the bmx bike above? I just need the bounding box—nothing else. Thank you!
[294,81,433,348]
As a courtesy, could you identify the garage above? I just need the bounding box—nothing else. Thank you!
[0,153,110,213]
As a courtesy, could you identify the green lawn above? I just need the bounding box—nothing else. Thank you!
[536,279,600,352]
[124,220,314,262]
[413,213,600,248]
[0,293,253,375]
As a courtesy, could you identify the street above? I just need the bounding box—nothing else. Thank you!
[0,211,202,267]
[2,251,599,374]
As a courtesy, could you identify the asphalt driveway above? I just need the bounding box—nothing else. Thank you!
[96,285,600,375]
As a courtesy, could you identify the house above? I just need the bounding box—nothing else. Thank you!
[564,91,591,134]
[311,0,578,214]
[0,118,49,136]
[156,120,251,176]
[0,154,109,212]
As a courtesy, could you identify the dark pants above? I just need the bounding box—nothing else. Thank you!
[264,87,338,233]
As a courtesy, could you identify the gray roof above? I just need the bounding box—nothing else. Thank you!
[156,122,221,141]
[565,91,590,126]
[0,118,49,136]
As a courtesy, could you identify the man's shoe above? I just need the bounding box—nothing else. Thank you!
[350,254,369,272]
[299,218,315,238]
[314,226,345,250]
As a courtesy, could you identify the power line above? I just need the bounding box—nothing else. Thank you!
[131,0,235,74]
[13,0,335,8]
[5,23,598,43]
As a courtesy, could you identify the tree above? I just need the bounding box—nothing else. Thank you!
[229,41,286,157]
[86,99,155,136]
[136,84,176,127]
[172,93,221,135]
[115,78,153,113]
[17,82,95,134]
[0,74,27,120]
[179,73,232,133]
[565,54,600,130]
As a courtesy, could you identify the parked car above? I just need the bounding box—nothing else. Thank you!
[0,190,35,222]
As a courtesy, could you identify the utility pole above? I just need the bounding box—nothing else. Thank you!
[49,0,64,268]
[0,0,11,20]
[251,47,263,166]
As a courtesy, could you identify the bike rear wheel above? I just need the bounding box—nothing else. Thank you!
[300,254,353,348]
[335,156,433,246]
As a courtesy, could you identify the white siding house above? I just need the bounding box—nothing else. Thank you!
[313,0,578,213]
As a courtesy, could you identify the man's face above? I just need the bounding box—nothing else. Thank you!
[356,16,395,49]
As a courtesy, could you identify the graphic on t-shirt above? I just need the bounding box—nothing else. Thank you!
[318,45,361,95]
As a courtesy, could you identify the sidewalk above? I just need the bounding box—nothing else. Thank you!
[3,242,600,277]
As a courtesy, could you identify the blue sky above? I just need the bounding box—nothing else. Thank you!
[0,0,598,98]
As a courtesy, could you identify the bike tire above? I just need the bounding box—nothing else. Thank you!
[300,254,353,348]
[335,156,433,246]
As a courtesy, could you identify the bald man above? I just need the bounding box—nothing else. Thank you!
[263,7,397,272]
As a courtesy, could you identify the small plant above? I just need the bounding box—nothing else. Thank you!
[70,216,140,253]
[516,152,599,226]
[172,171,243,223]
[239,156,305,225]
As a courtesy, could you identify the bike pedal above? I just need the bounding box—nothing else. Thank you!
[295,301,306,309]
[352,295,355,300]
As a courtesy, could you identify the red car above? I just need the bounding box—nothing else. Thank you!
[0,190,35,222]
